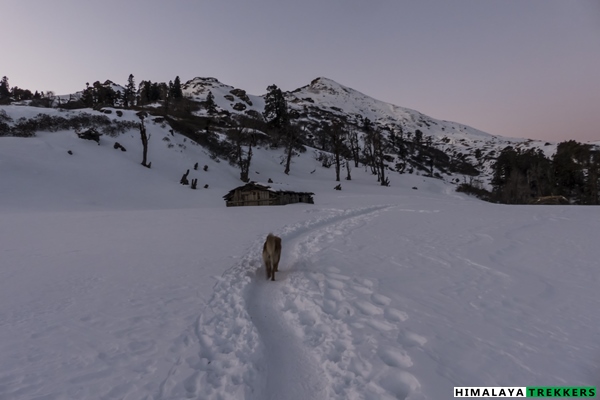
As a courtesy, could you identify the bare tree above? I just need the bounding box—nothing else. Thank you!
[362,129,377,175]
[324,121,348,182]
[345,159,352,180]
[347,126,360,168]
[227,121,254,182]
[137,112,151,168]
[373,127,389,186]
[283,124,303,175]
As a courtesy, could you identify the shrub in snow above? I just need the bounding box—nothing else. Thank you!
[113,142,127,152]
[180,169,190,185]
[77,128,101,145]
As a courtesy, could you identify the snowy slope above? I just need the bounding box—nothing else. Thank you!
[290,77,492,138]
[176,76,562,186]
[1,109,599,399]
[182,77,265,116]
[288,78,568,185]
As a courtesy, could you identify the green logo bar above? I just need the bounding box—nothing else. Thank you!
[526,387,596,398]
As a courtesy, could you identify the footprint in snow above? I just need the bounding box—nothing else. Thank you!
[378,345,413,368]
[385,307,409,322]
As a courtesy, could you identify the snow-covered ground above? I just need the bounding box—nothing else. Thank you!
[1,110,599,399]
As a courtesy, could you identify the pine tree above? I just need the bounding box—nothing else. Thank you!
[0,76,10,101]
[415,129,423,144]
[263,84,289,137]
[138,80,152,105]
[124,74,136,108]
[81,82,94,107]
[171,76,183,100]
[206,91,217,115]
[149,82,161,102]
[263,84,297,174]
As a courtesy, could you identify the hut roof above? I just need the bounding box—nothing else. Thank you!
[222,181,314,201]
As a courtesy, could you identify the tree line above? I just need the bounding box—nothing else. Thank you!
[9,72,596,203]
[1,74,191,114]
[0,76,55,106]
[489,141,600,204]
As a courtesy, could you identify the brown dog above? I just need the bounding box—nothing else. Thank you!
[262,233,282,281]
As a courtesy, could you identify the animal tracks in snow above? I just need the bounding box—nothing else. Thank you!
[178,205,427,400]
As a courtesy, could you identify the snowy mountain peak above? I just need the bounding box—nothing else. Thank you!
[307,77,352,94]
[292,77,370,106]
[182,77,227,96]
[184,76,222,87]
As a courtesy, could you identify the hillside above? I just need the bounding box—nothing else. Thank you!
[182,76,560,186]
[2,75,599,207]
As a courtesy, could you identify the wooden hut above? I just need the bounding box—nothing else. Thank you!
[223,182,314,207]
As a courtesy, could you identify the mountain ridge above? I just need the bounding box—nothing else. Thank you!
[4,74,598,204]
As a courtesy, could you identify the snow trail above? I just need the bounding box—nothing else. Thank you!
[172,205,425,400]
[246,276,328,400]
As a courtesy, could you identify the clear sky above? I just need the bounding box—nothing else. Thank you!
[3,0,599,142]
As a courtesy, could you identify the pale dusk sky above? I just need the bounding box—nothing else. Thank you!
[2,0,599,141]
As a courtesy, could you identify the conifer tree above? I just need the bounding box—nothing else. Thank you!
[263,84,289,137]
[81,82,94,107]
[0,76,10,100]
[263,84,298,174]
[124,74,136,108]
[138,80,152,105]
[150,82,161,102]
[206,91,217,115]
[171,76,183,100]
